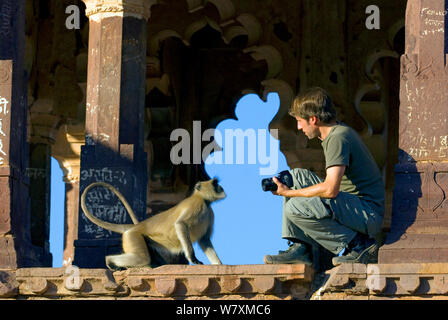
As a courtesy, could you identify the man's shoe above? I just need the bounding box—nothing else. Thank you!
[264,242,312,265]
[332,234,378,266]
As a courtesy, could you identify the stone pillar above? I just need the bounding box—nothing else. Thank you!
[52,123,84,266]
[0,0,41,267]
[27,142,52,266]
[73,0,151,268]
[379,0,448,263]
[27,104,61,267]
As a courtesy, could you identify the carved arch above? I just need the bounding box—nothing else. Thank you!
[147,1,284,85]
[204,0,235,22]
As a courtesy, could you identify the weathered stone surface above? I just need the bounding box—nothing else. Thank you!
[432,275,448,295]
[7,263,448,300]
[379,0,448,263]
[74,0,149,268]
[103,278,120,292]
[26,278,49,294]
[320,263,448,299]
[28,142,53,267]
[155,278,177,297]
[220,276,242,293]
[399,275,421,294]
[127,277,147,291]
[188,277,210,295]
[0,270,18,298]
[115,264,313,298]
[0,0,42,268]
[14,267,125,297]
[253,276,276,294]
[0,264,314,299]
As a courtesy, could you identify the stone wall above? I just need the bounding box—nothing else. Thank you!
[314,263,448,300]
[0,264,313,300]
[4,262,448,300]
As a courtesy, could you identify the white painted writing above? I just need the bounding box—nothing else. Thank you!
[82,192,128,237]
[0,139,6,164]
[0,119,5,136]
[421,28,444,36]
[0,0,12,36]
[0,95,9,166]
[420,7,446,36]
[80,167,127,185]
[25,168,48,179]
[421,8,448,17]
[0,97,9,115]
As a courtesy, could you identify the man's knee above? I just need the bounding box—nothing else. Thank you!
[289,168,323,189]
[290,168,312,176]
[284,197,306,220]
[284,196,330,220]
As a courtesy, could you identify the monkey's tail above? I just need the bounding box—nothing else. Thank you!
[80,182,137,234]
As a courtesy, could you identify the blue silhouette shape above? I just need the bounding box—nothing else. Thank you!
[199,92,290,265]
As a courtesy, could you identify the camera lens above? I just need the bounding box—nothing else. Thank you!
[261,178,276,192]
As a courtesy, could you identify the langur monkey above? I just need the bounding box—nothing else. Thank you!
[80,178,226,269]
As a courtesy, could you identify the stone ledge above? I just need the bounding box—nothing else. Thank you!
[0,264,314,300]
[316,263,448,299]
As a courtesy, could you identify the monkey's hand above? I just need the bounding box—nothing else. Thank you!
[190,256,203,265]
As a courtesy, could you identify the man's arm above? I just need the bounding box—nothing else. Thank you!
[272,165,346,199]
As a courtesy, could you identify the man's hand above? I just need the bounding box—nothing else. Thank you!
[271,177,290,196]
[270,165,346,199]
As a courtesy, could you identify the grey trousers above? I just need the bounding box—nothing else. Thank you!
[282,168,384,255]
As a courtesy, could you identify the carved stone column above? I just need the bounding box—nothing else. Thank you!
[379,0,448,263]
[27,101,61,267]
[74,0,152,267]
[0,0,42,267]
[27,139,53,267]
[52,123,84,266]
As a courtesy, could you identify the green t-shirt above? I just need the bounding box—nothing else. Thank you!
[321,123,385,213]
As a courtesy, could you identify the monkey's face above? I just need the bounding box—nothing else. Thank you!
[195,178,226,201]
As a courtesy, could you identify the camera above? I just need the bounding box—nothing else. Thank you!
[261,170,294,192]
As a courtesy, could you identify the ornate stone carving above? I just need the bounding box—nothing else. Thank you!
[320,263,448,299]
[185,17,221,43]
[0,63,11,84]
[243,45,283,79]
[7,264,313,299]
[401,53,435,81]
[235,14,262,46]
[82,0,156,20]
[52,124,84,184]
[204,0,235,22]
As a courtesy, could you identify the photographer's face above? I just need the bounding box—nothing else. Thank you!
[296,116,319,140]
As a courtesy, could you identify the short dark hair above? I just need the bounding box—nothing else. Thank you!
[288,87,337,123]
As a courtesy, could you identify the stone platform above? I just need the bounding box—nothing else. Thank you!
[3,263,448,300]
[0,264,314,300]
[314,263,448,300]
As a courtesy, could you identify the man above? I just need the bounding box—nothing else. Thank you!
[264,87,385,266]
